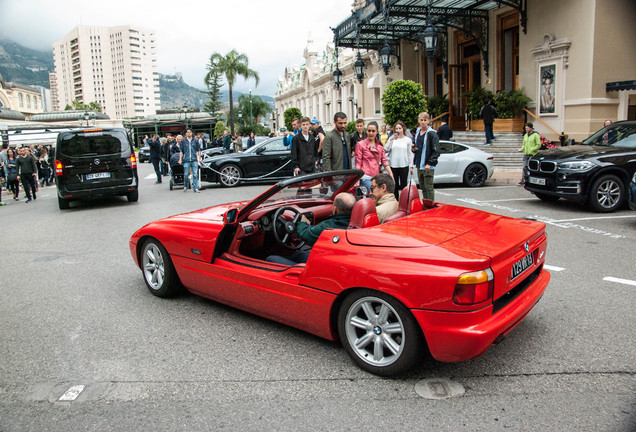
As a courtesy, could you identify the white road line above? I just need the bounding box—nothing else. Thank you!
[551,215,636,223]
[144,174,155,180]
[544,265,565,272]
[435,191,455,197]
[603,276,636,287]
[480,198,536,202]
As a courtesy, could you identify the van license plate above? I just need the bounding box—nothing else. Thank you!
[87,172,111,180]
[528,176,546,186]
[511,252,534,281]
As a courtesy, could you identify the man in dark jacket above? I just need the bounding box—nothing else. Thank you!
[160,137,171,175]
[350,118,367,149]
[412,112,441,201]
[291,117,319,175]
[322,112,352,172]
[146,135,162,184]
[16,147,38,203]
[480,99,497,145]
[437,121,453,141]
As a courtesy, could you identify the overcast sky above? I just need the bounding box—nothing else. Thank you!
[0,0,353,96]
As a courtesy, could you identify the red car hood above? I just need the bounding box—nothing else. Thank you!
[346,204,545,258]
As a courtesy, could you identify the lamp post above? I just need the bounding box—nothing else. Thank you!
[354,52,365,83]
[333,47,342,89]
[182,105,190,131]
[380,40,392,75]
[249,89,253,131]
[238,110,242,130]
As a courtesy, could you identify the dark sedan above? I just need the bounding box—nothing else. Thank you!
[629,171,636,211]
[200,136,293,187]
[524,121,636,212]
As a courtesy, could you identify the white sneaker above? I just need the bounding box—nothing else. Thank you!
[194,189,200,193]
[183,186,187,192]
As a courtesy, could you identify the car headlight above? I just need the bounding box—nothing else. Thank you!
[557,161,595,171]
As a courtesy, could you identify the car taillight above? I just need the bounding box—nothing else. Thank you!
[55,160,64,176]
[453,268,494,305]
[130,154,137,168]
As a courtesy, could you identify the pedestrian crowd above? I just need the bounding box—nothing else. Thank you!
[0,143,55,205]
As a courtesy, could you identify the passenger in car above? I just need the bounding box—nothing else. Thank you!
[370,173,398,223]
[266,192,356,266]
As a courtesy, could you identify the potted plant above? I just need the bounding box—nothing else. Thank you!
[467,88,531,132]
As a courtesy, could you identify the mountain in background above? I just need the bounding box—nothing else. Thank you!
[0,39,54,88]
[0,38,274,111]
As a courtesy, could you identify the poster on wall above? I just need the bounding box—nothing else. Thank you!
[539,64,556,115]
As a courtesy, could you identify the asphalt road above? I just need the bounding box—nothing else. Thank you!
[1,162,634,431]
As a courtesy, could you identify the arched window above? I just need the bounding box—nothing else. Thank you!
[19,93,24,107]
[27,94,32,109]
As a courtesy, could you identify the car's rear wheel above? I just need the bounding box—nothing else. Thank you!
[219,164,242,187]
[589,174,624,212]
[463,163,488,187]
[58,196,70,210]
[127,189,139,202]
[534,192,560,202]
[338,289,423,376]
[140,239,181,297]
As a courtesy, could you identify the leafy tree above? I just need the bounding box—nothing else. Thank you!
[426,94,449,120]
[345,121,356,134]
[381,80,427,129]
[203,60,224,116]
[283,107,302,131]
[64,99,102,112]
[236,94,271,131]
[214,121,227,138]
[206,49,259,134]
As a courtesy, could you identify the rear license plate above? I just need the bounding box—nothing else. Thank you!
[86,172,111,180]
[511,252,534,281]
[528,176,546,186]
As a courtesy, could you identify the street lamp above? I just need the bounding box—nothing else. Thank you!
[249,89,253,130]
[422,23,438,59]
[333,47,342,89]
[380,40,392,75]
[354,52,365,83]
[182,105,190,130]
[78,111,96,127]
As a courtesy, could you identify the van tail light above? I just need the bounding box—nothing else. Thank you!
[453,268,494,305]
[130,154,137,168]
[55,160,64,176]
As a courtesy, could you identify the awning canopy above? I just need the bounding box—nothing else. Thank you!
[332,0,526,76]
[606,80,636,92]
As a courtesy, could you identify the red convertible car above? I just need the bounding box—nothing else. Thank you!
[130,170,550,376]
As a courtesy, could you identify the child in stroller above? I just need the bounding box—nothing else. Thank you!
[169,152,187,190]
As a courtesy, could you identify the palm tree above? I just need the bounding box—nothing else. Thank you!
[205,49,259,134]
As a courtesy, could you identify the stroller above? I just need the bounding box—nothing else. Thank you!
[168,154,188,191]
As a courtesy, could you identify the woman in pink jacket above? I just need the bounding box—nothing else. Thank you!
[355,121,393,191]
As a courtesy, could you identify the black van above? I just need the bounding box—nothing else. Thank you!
[55,128,139,209]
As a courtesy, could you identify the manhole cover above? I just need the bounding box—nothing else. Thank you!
[415,378,465,400]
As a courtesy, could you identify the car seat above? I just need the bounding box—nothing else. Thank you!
[384,185,423,223]
[348,198,380,229]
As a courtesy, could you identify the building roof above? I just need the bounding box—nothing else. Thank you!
[0,108,26,121]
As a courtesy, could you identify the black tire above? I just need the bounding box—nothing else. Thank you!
[589,174,624,213]
[58,196,70,210]
[218,164,242,188]
[140,239,181,297]
[463,163,488,187]
[127,189,139,202]
[338,289,424,376]
[534,192,560,202]
[169,179,174,191]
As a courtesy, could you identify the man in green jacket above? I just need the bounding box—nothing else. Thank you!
[519,122,541,185]
[322,112,352,172]
[266,192,356,265]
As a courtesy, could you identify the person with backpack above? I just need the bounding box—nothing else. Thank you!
[519,122,541,185]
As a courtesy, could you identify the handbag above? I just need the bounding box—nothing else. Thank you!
[7,173,17,183]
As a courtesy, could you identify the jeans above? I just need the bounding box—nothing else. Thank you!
[392,166,409,200]
[182,161,199,190]
[417,168,435,201]
[484,123,494,143]
[151,158,162,182]
[522,154,531,182]
[20,173,37,200]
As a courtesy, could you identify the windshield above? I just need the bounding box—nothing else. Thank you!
[581,123,636,148]
[264,173,353,204]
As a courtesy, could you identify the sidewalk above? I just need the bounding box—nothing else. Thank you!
[486,168,522,185]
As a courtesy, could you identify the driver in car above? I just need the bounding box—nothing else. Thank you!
[266,192,356,266]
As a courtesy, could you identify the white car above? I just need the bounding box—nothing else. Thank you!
[433,141,494,187]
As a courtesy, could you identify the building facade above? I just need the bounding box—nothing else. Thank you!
[0,74,44,119]
[275,0,635,140]
[52,25,161,119]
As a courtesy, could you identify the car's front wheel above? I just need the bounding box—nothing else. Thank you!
[219,164,242,187]
[463,163,488,187]
[140,239,181,297]
[338,289,423,376]
[589,174,624,212]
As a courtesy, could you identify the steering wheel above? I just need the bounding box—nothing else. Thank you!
[272,206,306,250]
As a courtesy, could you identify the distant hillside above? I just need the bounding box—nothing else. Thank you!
[0,39,54,88]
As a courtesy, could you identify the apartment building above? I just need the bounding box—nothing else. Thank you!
[52,25,161,119]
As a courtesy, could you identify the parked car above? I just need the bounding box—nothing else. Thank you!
[202,136,269,158]
[55,128,139,209]
[138,144,150,163]
[629,171,636,211]
[129,169,550,376]
[524,120,636,212]
[200,136,293,187]
[434,141,494,187]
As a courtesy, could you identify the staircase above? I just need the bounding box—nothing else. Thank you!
[451,131,524,171]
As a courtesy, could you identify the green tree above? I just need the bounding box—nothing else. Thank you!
[206,49,259,134]
[203,59,224,117]
[214,121,227,138]
[64,99,103,112]
[426,94,449,120]
[237,94,271,131]
[381,80,427,129]
[345,121,356,134]
[283,107,302,131]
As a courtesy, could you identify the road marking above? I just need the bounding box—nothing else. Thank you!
[603,277,636,287]
[144,174,155,180]
[479,198,536,202]
[544,265,565,272]
[58,385,85,402]
[550,215,636,223]
[436,191,455,197]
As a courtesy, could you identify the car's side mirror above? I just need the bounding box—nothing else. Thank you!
[353,185,369,198]
[223,208,239,225]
